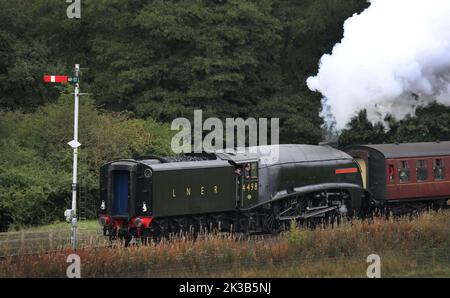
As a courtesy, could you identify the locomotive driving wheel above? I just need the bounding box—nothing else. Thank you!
[262,208,280,234]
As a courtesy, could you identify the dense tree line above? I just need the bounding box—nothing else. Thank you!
[0,0,369,143]
[339,103,450,148]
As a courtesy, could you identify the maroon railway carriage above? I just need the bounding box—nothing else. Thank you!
[345,141,450,208]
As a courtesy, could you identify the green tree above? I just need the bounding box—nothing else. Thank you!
[0,94,173,229]
[338,103,450,148]
[87,0,282,121]
[386,103,450,143]
[338,110,387,148]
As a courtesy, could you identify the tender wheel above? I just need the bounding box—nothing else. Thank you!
[124,233,133,247]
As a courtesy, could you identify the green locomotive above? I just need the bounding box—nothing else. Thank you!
[98,144,364,245]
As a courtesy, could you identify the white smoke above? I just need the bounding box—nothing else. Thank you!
[307,0,450,130]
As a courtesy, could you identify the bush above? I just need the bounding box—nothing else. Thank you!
[0,95,174,229]
[286,220,308,246]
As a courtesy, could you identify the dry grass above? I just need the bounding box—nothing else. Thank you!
[1,210,450,278]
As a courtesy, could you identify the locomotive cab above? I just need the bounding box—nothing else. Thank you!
[234,161,259,209]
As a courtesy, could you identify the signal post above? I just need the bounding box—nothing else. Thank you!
[44,65,81,249]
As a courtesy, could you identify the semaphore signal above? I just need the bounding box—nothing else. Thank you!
[43,64,81,250]
[43,74,79,84]
[43,75,68,84]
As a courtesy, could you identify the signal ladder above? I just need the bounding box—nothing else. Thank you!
[78,184,88,221]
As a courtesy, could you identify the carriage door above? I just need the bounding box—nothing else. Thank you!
[240,162,259,208]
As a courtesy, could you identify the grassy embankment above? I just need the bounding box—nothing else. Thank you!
[23,220,99,232]
[0,220,104,257]
[1,211,450,277]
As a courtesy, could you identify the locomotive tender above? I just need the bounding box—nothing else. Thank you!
[98,142,450,244]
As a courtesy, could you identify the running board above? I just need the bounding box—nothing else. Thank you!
[277,206,339,221]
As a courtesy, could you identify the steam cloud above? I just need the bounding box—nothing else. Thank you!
[307,0,450,130]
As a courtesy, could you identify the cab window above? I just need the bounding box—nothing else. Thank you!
[250,162,258,179]
[434,159,445,180]
[243,163,258,180]
[398,160,410,183]
[243,163,251,179]
[416,160,427,182]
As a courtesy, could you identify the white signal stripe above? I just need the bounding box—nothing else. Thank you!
[51,76,56,83]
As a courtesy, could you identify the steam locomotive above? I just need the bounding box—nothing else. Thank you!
[98,142,450,245]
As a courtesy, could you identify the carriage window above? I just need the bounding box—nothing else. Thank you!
[388,164,395,182]
[398,160,410,183]
[416,160,427,182]
[434,159,445,180]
